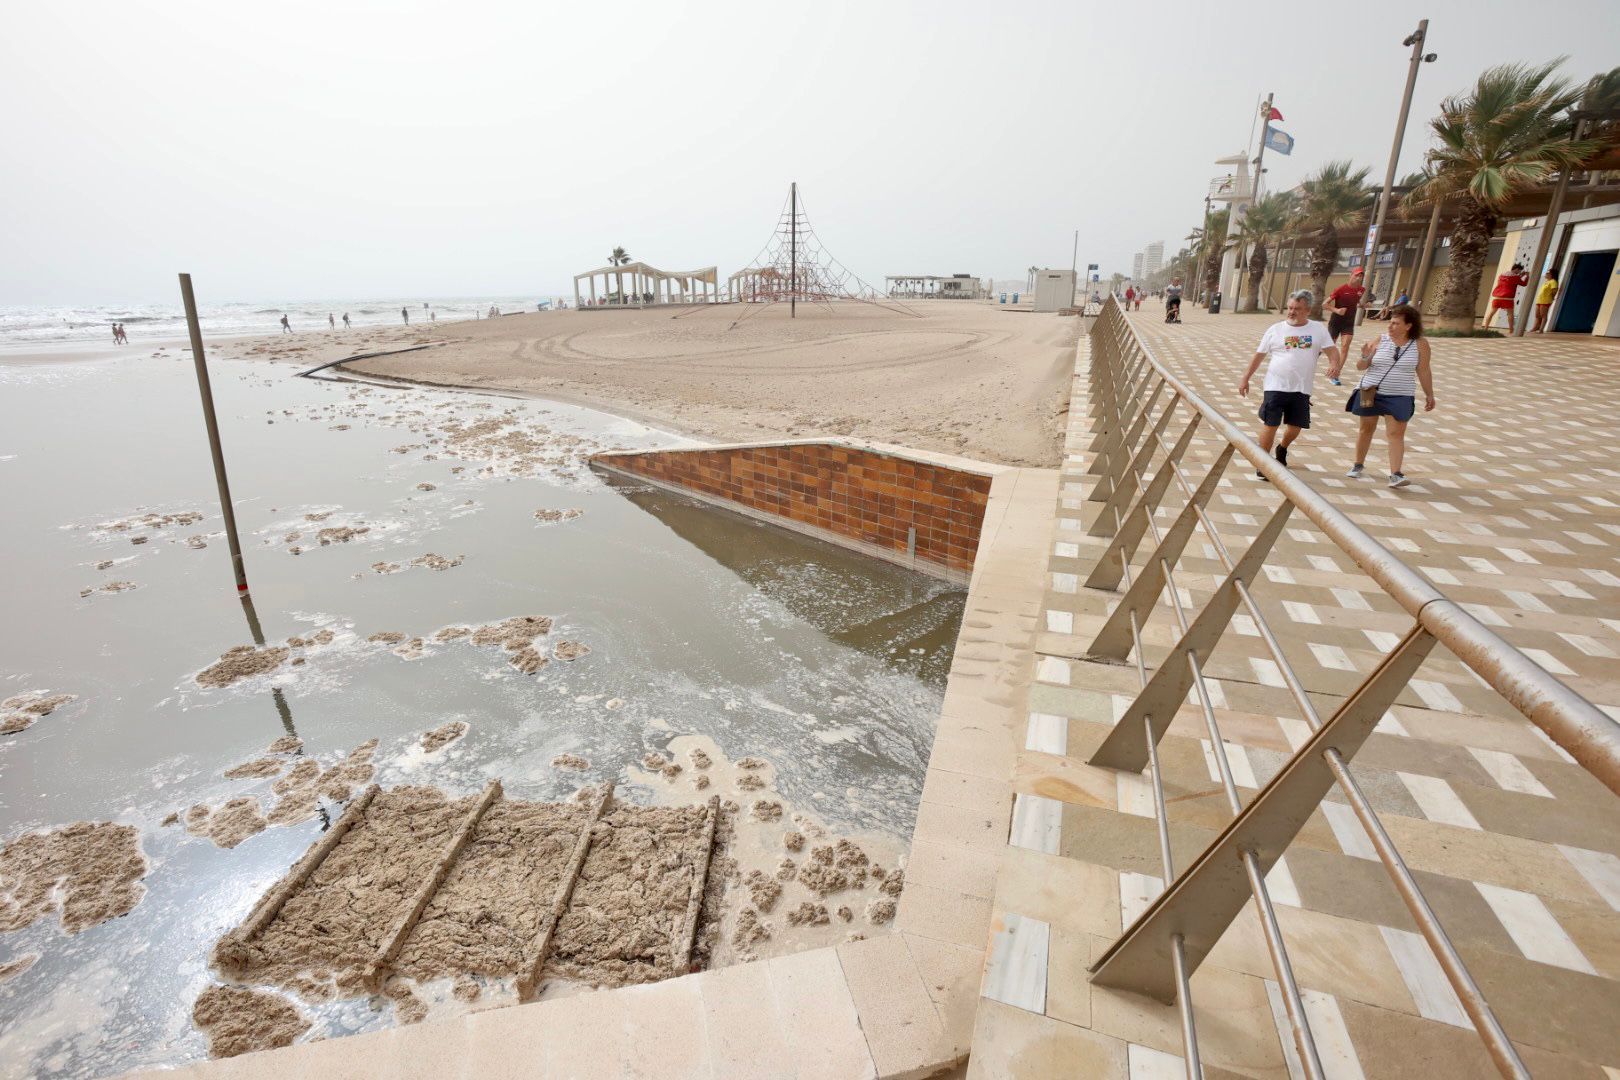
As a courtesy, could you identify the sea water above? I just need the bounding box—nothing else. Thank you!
[0,351,963,1077]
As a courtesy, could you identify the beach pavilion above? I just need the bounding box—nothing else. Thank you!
[573,261,719,308]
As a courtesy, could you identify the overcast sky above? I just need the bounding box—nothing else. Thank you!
[3,0,1616,306]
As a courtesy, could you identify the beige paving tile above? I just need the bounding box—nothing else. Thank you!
[767,947,876,1080]
[837,935,956,1079]
[966,998,1127,1079]
[618,976,711,1080]
[698,958,796,1079]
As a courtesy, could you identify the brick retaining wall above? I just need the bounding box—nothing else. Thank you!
[591,441,996,580]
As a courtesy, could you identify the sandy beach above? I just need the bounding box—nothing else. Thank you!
[204,301,1079,468]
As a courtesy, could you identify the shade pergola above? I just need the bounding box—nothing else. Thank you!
[573,261,718,308]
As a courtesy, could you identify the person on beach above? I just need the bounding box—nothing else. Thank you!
[112,324,122,345]
[1325,268,1364,386]
[1533,271,1558,332]
[402,307,410,325]
[1345,303,1433,488]
[1237,289,1343,478]
[342,312,351,328]
[1486,262,1528,330]
[280,314,292,334]
[328,313,335,329]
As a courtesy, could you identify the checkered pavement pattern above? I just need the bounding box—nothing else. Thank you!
[968,305,1620,1078]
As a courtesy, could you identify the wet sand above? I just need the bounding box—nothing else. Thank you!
[206,303,1078,468]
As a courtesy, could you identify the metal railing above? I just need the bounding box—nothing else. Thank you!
[1076,298,1620,1080]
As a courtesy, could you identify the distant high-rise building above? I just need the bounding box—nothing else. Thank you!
[1132,252,1144,281]
[1144,242,1165,278]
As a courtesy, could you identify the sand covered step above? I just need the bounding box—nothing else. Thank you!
[392,796,590,984]
[542,800,717,989]
[213,786,477,996]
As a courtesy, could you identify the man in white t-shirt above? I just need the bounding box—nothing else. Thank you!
[1237,289,1343,478]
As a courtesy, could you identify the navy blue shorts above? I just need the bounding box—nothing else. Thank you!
[1345,391,1415,421]
[1259,390,1311,429]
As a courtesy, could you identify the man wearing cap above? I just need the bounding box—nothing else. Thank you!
[1325,268,1365,387]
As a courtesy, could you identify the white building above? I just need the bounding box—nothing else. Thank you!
[1143,242,1164,279]
[1132,252,1144,281]
[1033,270,1077,312]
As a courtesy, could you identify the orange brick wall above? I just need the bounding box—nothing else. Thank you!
[594,444,992,576]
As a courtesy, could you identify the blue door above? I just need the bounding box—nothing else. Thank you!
[1554,250,1617,334]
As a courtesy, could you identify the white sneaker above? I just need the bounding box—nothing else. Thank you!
[1388,473,1410,488]
[1346,463,1365,478]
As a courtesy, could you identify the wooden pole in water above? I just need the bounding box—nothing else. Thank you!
[673,795,722,975]
[517,782,615,1001]
[178,273,249,594]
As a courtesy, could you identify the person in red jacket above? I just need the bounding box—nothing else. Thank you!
[1485,262,1529,330]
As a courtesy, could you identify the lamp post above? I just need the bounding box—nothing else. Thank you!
[1361,20,1437,326]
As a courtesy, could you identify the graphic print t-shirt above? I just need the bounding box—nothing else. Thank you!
[1255,320,1334,393]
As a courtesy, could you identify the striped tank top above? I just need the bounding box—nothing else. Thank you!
[1358,334,1419,396]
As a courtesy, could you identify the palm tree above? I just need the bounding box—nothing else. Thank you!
[1232,192,1298,312]
[1198,208,1230,305]
[1408,61,1598,330]
[608,247,631,266]
[1298,161,1373,317]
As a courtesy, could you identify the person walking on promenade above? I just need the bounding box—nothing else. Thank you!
[342,312,351,328]
[1237,289,1343,478]
[1345,303,1433,488]
[402,306,410,325]
[280,314,292,334]
[1532,271,1558,332]
[328,313,335,330]
[1125,286,1136,310]
[1486,262,1528,330]
[1325,268,1365,386]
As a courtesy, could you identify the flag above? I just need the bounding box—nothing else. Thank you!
[1267,106,1284,122]
[1263,125,1294,156]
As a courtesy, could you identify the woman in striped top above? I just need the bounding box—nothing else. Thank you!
[1344,303,1435,488]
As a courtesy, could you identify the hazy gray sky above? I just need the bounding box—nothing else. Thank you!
[3,0,1616,305]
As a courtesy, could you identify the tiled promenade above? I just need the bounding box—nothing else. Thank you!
[968,305,1620,1077]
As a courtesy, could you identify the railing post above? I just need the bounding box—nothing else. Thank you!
[1085,441,1230,592]
[1089,625,1439,1000]
[1087,398,1190,537]
[1089,500,1294,768]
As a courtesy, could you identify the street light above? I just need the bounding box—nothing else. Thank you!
[1361,20,1437,325]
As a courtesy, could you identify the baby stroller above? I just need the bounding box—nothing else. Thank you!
[1164,295,1182,324]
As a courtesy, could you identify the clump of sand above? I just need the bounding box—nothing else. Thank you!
[552,753,590,770]
[223,757,284,780]
[419,722,468,754]
[2,691,77,736]
[0,821,146,934]
[553,641,590,662]
[415,482,436,492]
[368,632,407,644]
[316,526,370,545]
[787,902,829,927]
[410,553,463,571]
[533,508,584,525]
[185,740,379,846]
[192,985,309,1058]
[285,629,335,649]
[196,646,291,688]
[0,953,39,983]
